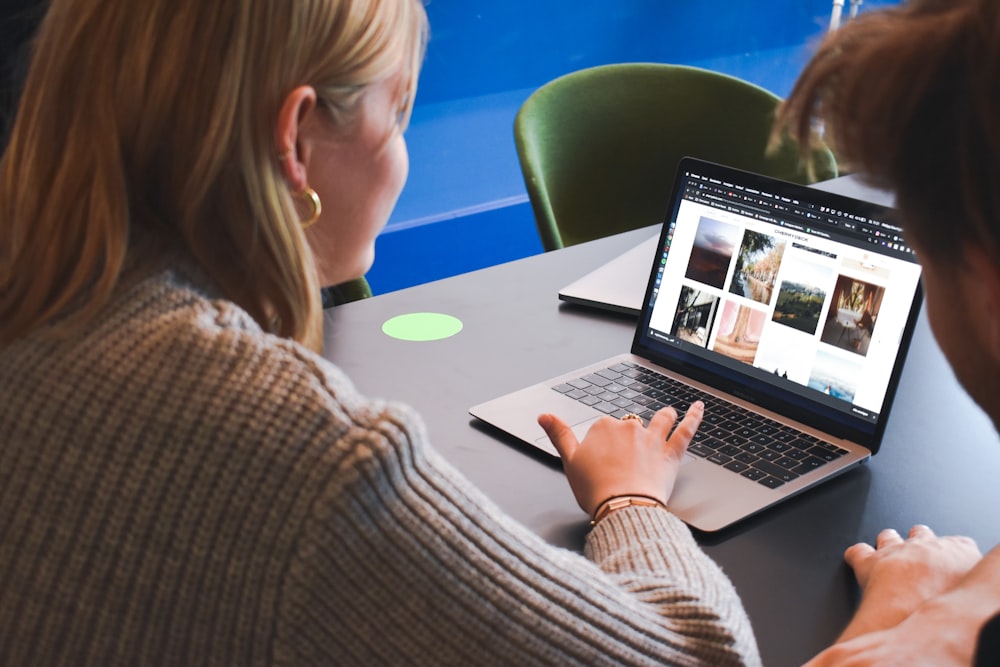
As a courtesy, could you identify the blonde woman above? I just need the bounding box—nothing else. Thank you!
[0,1,759,664]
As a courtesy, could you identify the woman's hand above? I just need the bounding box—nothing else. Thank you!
[537,402,703,517]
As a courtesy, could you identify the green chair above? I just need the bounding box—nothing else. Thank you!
[320,277,372,308]
[514,63,838,251]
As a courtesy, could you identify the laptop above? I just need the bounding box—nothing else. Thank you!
[470,157,924,532]
[556,176,895,317]
[557,233,660,315]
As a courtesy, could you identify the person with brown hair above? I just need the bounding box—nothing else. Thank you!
[777,0,1000,664]
[0,1,760,664]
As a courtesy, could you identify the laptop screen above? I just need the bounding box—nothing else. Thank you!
[633,158,923,449]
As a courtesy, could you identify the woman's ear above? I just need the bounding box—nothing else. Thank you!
[275,85,318,192]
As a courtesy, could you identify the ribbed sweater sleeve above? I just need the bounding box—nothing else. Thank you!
[274,380,760,666]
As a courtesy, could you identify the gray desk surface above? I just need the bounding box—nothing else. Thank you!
[323,189,1000,667]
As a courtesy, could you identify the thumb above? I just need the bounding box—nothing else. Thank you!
[537,413,578,461]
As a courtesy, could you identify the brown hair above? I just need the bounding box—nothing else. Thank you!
[0,0,427,350]
[776,0,1000,264]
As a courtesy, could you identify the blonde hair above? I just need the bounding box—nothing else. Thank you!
[775,0,1000,264]
[0,0,428,350]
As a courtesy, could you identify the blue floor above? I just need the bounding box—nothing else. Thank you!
[365,4,897,296]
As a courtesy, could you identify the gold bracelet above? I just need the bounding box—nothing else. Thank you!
[590,495,667,527]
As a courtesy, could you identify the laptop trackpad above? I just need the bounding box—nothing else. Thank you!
[534,416,697,465]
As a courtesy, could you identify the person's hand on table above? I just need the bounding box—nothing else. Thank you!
[831,524,982,643]
[805,525,987,667]
[537,402,703,518]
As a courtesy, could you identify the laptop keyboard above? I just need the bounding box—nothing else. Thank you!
[552,361,849,489]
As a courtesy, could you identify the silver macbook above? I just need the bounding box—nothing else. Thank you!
[558,233,660,315]
[471,158,924,532]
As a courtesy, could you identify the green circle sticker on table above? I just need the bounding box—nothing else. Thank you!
[381,312,464,342]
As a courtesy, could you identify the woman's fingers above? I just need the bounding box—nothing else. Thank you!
[537,413,579,460]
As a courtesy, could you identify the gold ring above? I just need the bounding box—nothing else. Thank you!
[621,413,643,422]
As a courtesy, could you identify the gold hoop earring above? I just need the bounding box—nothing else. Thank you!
[297,187,322,229]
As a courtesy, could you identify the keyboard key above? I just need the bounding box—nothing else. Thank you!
[751,459,801,482]
[788,438,814,451]
[758,476,786,489]
[688,443,715,458]
[791,456,827,475]
[740,468,768,482]
[775,457,800,470]
[717,444,742,457]
[724,460,750,473]
[703,437,727,450]
[583,374,612,387]
[707,452,733,466]
[807,445,844,461]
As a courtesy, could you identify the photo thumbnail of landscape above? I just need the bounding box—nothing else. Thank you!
[684,217,740,290]
[807,349,863,402]
[729,229,786,306]
[772,256,835,335]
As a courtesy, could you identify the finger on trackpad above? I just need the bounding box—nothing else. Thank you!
[533,416,599,454]
[532,415,698,466]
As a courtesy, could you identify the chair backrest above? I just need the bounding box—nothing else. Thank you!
[320,277,372,308]
[514,63,838,250]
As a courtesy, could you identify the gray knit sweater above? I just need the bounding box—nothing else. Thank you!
[0,260,761,666]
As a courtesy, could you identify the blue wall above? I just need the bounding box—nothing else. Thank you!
[366,1,899,295]
[418,2,836,106]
